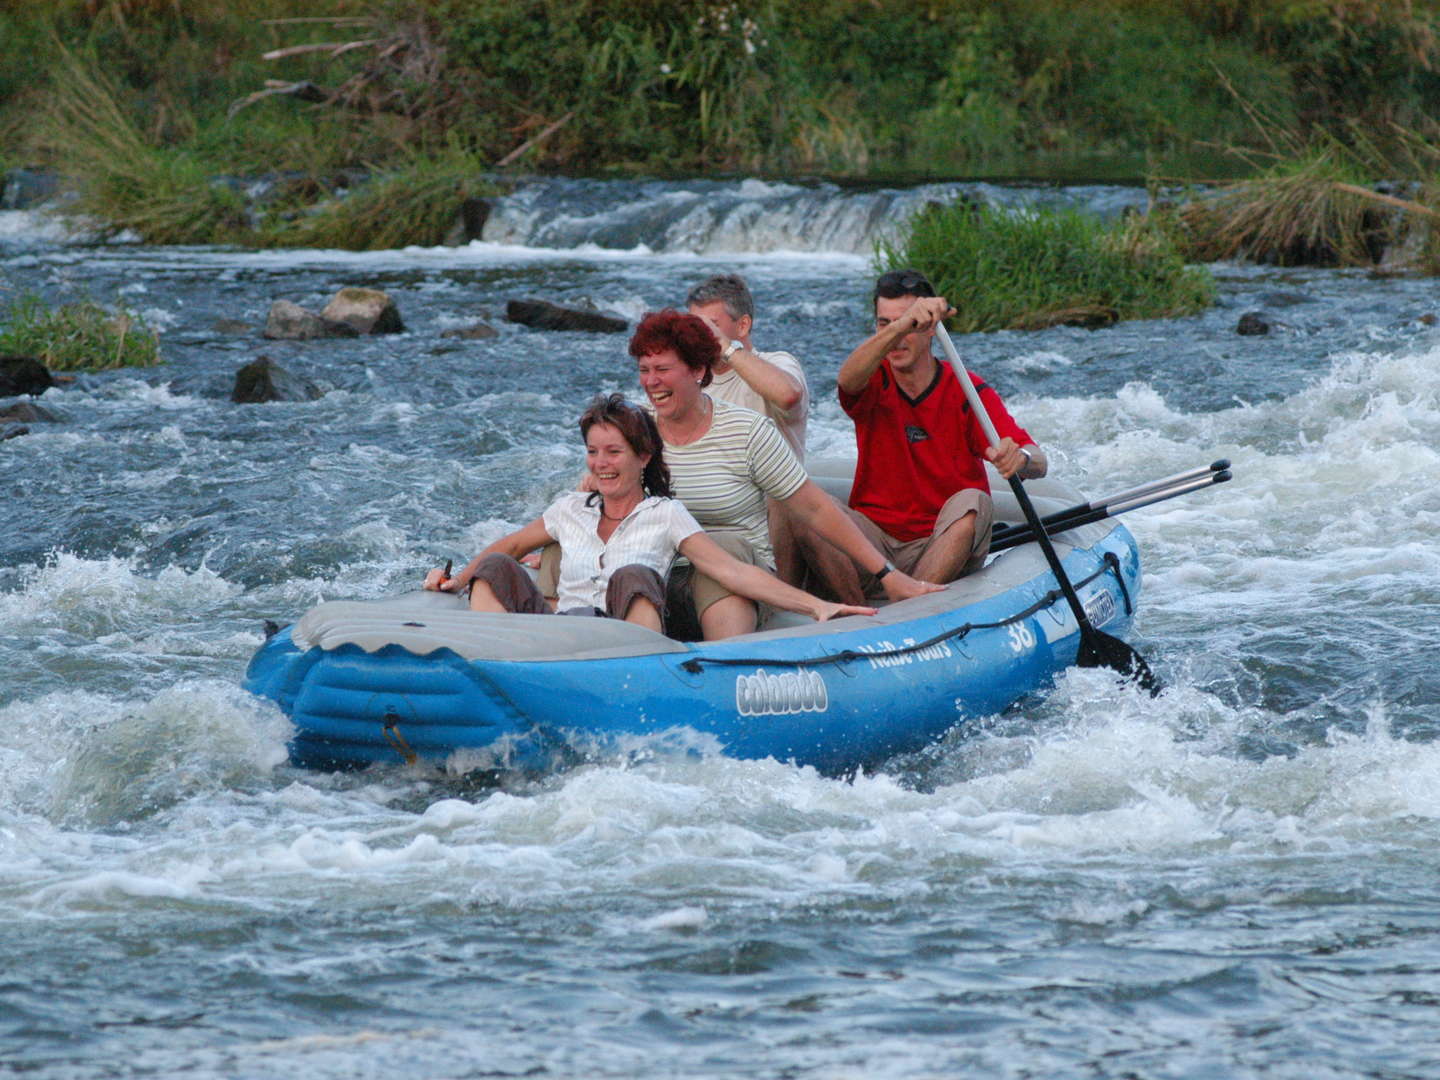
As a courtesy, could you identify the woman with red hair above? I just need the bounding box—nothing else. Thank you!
[628,309,939,639]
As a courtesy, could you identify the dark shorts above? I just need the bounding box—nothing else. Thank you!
[662,530,770,641]
[472,552,667,625]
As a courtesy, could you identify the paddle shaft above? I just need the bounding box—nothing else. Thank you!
[933,323,1105,640]
[1007,459,1230,538]
[991,470,1231,553]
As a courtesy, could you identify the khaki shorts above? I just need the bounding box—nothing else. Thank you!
[844,489,994,597]
[666,530,774,641]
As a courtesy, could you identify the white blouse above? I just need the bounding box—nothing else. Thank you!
[542,491,704,612]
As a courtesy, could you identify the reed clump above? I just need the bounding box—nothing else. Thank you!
[33,53,250,245]
[1173,129,1440,270]
[879,201,1214,333]
[260,150,500,250]
[0,295,161,371]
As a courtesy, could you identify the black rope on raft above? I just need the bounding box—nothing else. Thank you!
[679,561,1120,674]
[1104,551,1134,615]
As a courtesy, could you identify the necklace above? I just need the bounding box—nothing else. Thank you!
[662,393,712,446]
[599,501,631,521]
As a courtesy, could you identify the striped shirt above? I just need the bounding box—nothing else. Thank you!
[542,491,703,612]
[661,396,809,567]
[706,349,810,461]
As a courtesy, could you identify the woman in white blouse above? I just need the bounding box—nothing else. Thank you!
[424,394,874,632]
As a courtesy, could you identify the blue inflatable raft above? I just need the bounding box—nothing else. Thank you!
[243,469,1145,776]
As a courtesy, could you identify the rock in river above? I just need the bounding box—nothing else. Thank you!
[0,355,55,397]
[506,298,628,334]
[231,356,324,403]
[320,287,405,335]
[263,300,359,341]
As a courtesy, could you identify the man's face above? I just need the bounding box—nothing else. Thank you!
[875,294,932,373]
[688,300,750,345]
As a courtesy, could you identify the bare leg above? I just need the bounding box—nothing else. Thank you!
[623,595,663,632]
[768,498,802,586]
[700,595,758,640]
[468,580,508,613]
[795,528,866,604]
[911,511,978,585]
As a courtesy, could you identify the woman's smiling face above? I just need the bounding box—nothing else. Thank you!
[636,348,701,422]
[585,421,648,500]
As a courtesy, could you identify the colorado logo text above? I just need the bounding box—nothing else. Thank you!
[1083,589,1117,628]
[735,669,829,716]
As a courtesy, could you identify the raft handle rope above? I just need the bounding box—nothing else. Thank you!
[381,712,419,765]
[679,557,1127,673]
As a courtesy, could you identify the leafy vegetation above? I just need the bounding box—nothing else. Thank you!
[3,0,1440,247]
[878,200,1215,332]
[0,295,161,371]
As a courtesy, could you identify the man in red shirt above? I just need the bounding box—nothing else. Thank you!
[833,269,1047,598]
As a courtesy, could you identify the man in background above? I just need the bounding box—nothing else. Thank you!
[687,273,811,581]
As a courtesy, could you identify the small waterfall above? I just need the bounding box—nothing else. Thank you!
[481,176,1151,255]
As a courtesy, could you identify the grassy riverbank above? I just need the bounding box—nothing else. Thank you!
[6,1,1439,179]
[3,0,1439,252]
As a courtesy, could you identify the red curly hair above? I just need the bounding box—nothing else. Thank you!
[627,308,719,388]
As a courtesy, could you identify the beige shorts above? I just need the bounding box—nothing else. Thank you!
[844,489,994,595]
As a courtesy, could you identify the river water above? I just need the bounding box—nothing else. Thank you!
[2,176,1439,1078]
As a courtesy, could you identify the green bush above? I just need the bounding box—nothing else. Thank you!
[878,199,1215,332]
[4,0,1440,228]
[0,295,161,371]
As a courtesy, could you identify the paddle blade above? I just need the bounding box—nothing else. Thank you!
[1076,628,1162,696]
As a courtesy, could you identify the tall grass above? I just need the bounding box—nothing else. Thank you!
[33,52,250,244]
[5,0,1440,240]
[879,201,1214,332]
[0,295,161,371]
[1174,120,1440,269]
[262,148,499,250]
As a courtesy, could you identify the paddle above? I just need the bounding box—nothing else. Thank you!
[994,459,1230,541]
[934,322,1160,693]
[992,468,1231,553]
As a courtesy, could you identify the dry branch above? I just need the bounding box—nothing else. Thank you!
[262,39,381,62]
[496,113,574,167]
[228,80,330,118]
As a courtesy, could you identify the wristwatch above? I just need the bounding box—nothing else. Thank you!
[723,340,744,360]
[874,560,896,581]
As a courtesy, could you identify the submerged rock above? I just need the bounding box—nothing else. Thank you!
[440,322,499,340]
[1236,312,1271,336]
[0,424,29,441]
[320,287,405,335]
[0,401,58,423]
[231,356,324,403]
[263,300,359,341]
[506,298,627,334]
[0,355,54,397]
[213,318,254,335]
[2,168,61,210]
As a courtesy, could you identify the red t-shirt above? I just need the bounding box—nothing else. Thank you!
[839,360,1033,542]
